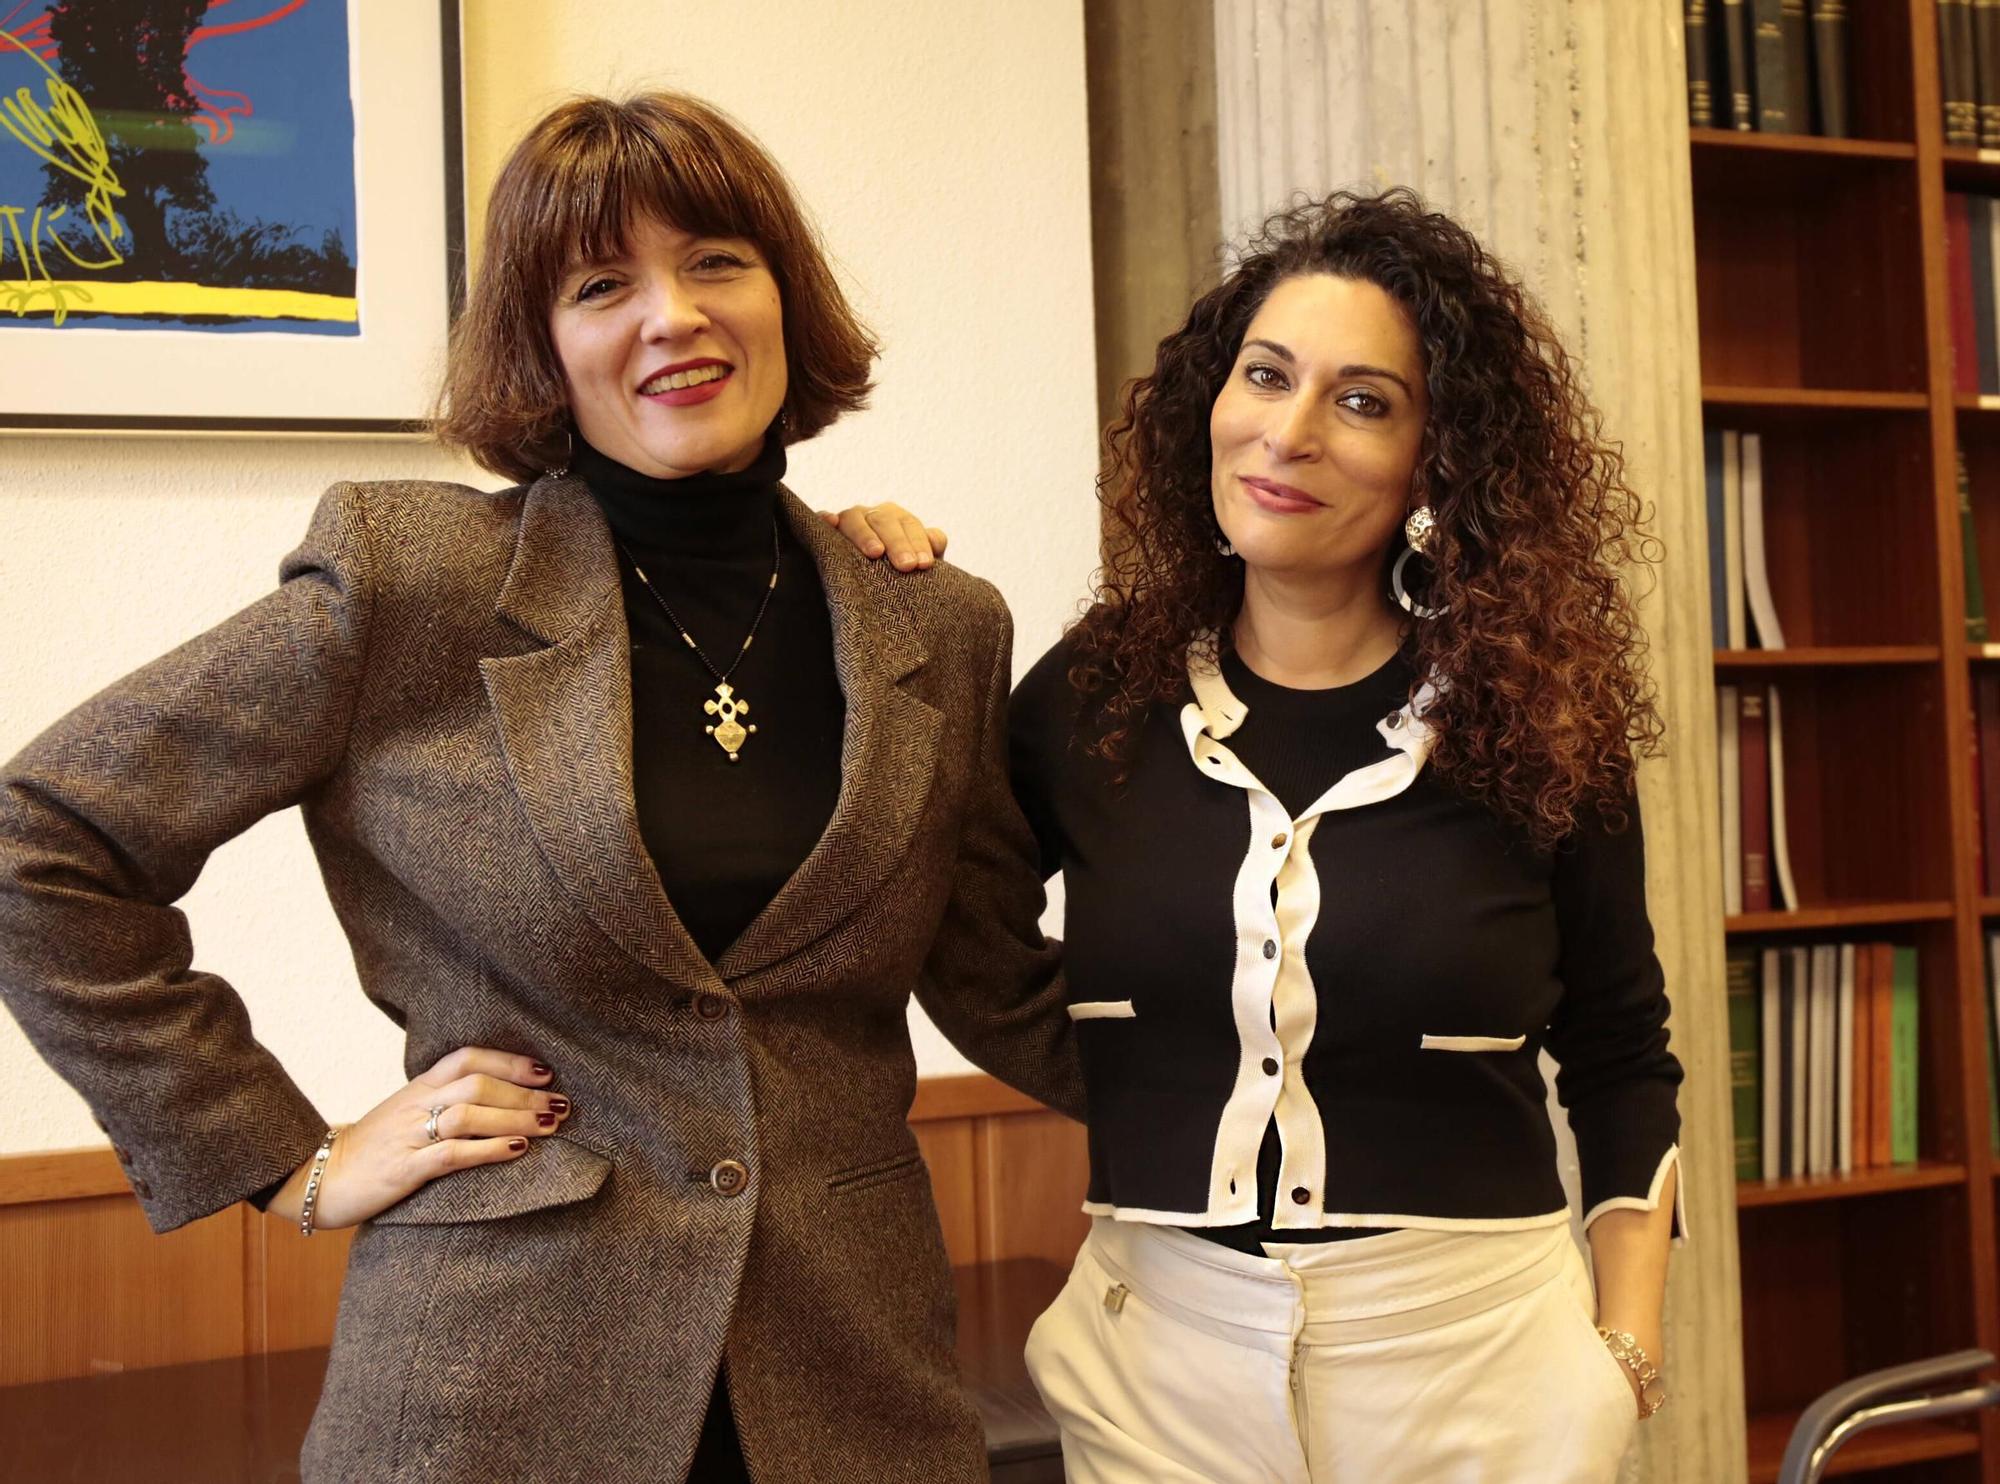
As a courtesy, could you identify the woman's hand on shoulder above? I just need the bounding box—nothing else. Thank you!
[820,503,946,571]
[263,1047,570,1229]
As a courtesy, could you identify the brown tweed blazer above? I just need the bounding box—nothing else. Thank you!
[0,474,1083,1483]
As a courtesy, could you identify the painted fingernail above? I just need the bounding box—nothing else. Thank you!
[531,1062,552,1077]
[537,1112,556,1128]
[507,1138,528,1152]
[548,1097,570,1114]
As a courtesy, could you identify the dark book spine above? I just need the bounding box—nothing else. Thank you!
[1781,0,1812,131]
[1723,0,1756,128]
[1741,687,1772,912]
[1981,0,2000,146]
[1952,194,1980,396]
[1729,947,1763,1178]
[1948,0,1981,147]
[1755,0,1790,129]
[1973,196,1997,394]
[1809,0,1849,137]
[1688,0,1715,126]
[1964,449,1989,643]
[1980,674,2000,891]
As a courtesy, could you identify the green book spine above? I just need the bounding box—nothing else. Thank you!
[1962,450,1988,642]
[1728,947,1763,1177]
[1891,946,1920,1164]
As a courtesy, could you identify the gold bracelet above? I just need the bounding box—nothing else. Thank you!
[1596,1326,1667,1418]
[299,1125,344,1237]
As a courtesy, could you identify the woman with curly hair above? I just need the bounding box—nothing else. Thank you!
[864,187,1682,1481]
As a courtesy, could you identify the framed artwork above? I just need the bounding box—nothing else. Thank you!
[0,0,463,433]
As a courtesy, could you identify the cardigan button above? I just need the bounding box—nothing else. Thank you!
[1262,1057,1280,1076]
[1271,832,1288,849]
[1385,711,1404,729]
[1262,940,1278,960]
[1290,1187,1311,1205]
[710,1160,750,1197]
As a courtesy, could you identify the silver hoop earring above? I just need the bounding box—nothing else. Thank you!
[546,427,574,479]
[1391,545,1442,619]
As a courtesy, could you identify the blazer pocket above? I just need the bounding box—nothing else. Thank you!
[1067,999,1137,1021]
[369,1133,612,1226]
[826,1149,927,1195]
[1420,1032,1528,1053]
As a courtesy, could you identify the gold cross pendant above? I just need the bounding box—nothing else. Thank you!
[703,682,758,762]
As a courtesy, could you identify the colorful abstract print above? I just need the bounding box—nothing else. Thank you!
[0,0,358,334]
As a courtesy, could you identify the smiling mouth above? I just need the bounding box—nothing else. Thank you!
[639,364,730,395]
[1240,475,1321,510]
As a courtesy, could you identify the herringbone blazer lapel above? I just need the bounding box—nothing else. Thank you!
[479,473,718,989]
[716,491,943,982]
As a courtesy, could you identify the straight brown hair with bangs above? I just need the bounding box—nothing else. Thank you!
[434,91,878,483]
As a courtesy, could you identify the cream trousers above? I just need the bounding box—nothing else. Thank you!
[1023,1216,1638,1483]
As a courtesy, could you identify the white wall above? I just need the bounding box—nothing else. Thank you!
[0,0,1100,1155]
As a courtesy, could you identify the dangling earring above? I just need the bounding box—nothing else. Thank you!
[546,427,574,479]
[1215,535,1237,558]
[1391,504,1443,619]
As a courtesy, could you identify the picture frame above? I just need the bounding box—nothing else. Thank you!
[0,0,464,435]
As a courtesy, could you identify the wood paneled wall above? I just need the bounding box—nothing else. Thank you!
[0,1074,1086,1387]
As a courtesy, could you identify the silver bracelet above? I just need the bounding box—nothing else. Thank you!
[299,1125,344,1237]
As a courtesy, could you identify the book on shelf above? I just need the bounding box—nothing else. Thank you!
[1687,0,1714,128]
[1740,940,1919,1180]
[1719,682,1743,913]
[1976,674,2000,891]
[1800,948,1816,1176]
[1740,433,1785,649]
[1890,946,1919,1165]
[1961,449,1988,642]
[1723,428,1746,647]
[1986,931,2000,1152]
[1706,428,1728,650]
[1950,195,1979,397]
[1981,0,2000,146]
[1972,688,1986,894]
[1767,686,1800,911]
[1754,0,1790,131]
[1728,946,1761,1179]
[1837,941,1856,1175]
[1761,945,1782,1180]
[1987,932,2000,1152]
[1945,0,1981,146]
[1808,0,1848,136]
[1739,687,1773,912]
[1782,0,1811,129]
[1869,940,1894,1168]
[1721,0,1756,129]
[1974,197,1999,394]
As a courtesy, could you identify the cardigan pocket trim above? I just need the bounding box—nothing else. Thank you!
[1420,1032,1528,1053]
[1067,1000,1137,1021]
[368,1133,612,1226]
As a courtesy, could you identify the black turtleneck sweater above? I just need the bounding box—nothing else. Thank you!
[576,435,845,964]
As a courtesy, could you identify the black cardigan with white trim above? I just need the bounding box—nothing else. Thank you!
[1009,634,1687,1245]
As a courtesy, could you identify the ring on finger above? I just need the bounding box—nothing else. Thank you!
[425,1105,447,1143]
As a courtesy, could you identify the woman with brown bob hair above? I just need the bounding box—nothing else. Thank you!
[0,90,1075,1483]
[881,188,1684,1480]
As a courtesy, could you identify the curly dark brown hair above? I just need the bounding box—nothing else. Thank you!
[1070,188,1663,848]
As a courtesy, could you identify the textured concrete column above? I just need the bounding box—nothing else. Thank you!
[1214,5,1741,1481]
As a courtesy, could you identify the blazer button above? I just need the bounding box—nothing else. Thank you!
[1262,940,1278,960]
[1262,1057,1280,1076]
[1385,711,1404,729]
[695,993,729,1021]
[1290,1186,1311,1205]
[710,1160,750,1197]
[112,1144,133,1166]
[1271,833,1288,849]
[131,1176,152,1201]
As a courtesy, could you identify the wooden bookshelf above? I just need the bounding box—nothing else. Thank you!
[1697,4,2000,1479]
